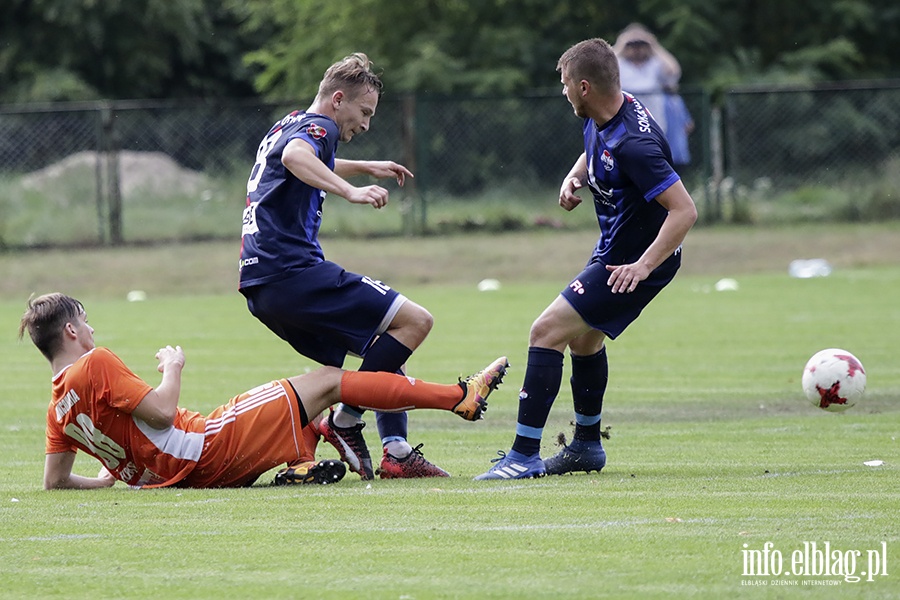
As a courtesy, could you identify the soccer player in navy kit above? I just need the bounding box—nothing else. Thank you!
[239,53,448,480]
[477,38,697,480]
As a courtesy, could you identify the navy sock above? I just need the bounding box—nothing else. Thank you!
[570,347,608,442]
[360,332,412,373]
[376,411,409,444]
[359,333,413,441]
[512,347,564,456]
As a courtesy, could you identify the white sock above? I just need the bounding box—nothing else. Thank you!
[385,440,412,458]
[332,406,363,429]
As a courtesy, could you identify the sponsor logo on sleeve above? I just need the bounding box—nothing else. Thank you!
[306,124,327,139]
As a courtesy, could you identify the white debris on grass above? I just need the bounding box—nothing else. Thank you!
[714,278,739,292]
[477,278,501,292]
[789,258,832,278]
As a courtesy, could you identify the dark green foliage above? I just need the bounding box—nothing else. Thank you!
[3,0,900,103]
[0,0,258,102]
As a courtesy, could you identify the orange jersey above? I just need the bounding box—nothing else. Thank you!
[46,348,307,488]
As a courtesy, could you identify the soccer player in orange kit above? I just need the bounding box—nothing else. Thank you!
[19,293,508,489]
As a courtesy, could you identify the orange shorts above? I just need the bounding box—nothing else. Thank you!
[178,379,307,488]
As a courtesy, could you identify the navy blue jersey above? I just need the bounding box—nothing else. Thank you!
[583,93,681,270]
[239,111,339,289]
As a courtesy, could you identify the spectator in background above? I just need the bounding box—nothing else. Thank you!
[664,85,694,176]
[613,23,681,134]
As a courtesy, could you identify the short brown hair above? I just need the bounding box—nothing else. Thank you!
[557,38,620,94]
[318,52,384,100]
[18,293,85,361]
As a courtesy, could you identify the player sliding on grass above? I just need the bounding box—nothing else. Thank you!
[19,293,508,489]
[476,38,697,480]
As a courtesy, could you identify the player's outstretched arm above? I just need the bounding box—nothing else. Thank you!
[334,159,413,187]
[283,140,391,208]
[44,452,116,490]
[283,139,357,197]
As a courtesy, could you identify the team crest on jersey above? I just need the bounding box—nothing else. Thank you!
[306,124,327,139]
[601,149,615,171]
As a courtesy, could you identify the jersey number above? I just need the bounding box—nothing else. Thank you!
[65,413,127,470]
[246,127,284,194]
[361,276,391,296]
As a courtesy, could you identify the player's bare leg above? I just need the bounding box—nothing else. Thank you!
[291,357,507,479]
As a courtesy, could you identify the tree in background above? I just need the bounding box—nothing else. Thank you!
[1,0,898,102]
[238,0,900,100]
[238,0,636,99]
[0,0,259,102]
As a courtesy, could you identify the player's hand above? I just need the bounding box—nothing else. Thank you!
[347,184,390,209]
[559,177,583,211]
[366,161,414,187]
[605,263,651,294]
[156,345,185,373]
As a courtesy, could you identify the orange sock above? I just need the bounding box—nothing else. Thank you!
[299,414,323,462]
[340,371,464,413]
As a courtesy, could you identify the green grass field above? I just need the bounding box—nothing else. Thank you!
[1,227,898,599]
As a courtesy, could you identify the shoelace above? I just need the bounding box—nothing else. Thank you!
[408,443,427,459]
[458,373,477,390]
[489,450,508,464]
[387,443,429,463]
[459,365,492,388]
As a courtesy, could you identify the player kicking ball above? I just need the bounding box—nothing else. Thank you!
[19,293,508,490]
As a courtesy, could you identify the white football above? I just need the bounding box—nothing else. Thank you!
[801,348,866,412]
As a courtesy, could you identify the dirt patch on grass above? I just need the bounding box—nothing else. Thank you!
[21,151,208,200]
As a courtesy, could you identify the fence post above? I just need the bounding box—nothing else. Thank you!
[100,102,123,244]
[400,93,419,235]
[697,89,713,223]
[94,104,107,245]
[708,104,724,223]
[415,94,430,234]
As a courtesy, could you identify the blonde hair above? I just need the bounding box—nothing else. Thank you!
[317,52,384,100]
[18,293,85,361]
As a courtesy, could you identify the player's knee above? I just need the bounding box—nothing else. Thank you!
[405,305,433,338]
[407,310,433,345]
[528,315,554,347]
[388,302,433,348]
[418,309,434,335]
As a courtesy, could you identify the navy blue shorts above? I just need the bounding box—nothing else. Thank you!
[560,253,679,339]
[241,261,406,367]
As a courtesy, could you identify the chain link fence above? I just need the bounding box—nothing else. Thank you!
[717,80,900,223]
[0,81,897,248]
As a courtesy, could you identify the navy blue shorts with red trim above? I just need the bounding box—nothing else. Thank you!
[241,261,405,367]
[560,253,679,339]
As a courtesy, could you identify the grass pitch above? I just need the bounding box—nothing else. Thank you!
[0,227,898,599]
